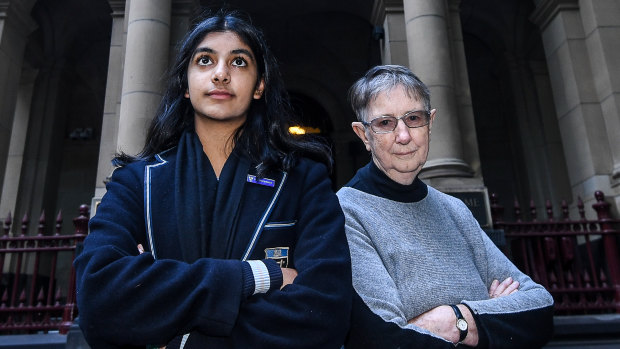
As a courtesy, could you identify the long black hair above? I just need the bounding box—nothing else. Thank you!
[115,9,332,175]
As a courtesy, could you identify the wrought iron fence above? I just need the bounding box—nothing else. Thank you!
[490,191,620,315]
[2,190,619,334]
[0,204,89,334]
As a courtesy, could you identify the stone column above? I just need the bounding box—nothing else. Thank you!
[579,0,620,188]
[531,0,619,215]
[402,0,475,181]
[0,68,37,219]
[376,1,409,66]
[116,0,171,156]
[14,63,66,233]
[94,0,128,200]
[93,0,198,207]
[0,0,37,203]
[446,0,481,179]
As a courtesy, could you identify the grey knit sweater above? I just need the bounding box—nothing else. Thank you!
[337,161,554,348]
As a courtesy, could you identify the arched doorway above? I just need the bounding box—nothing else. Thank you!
[205,0,382,187]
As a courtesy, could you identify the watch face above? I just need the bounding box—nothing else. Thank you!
[457,318,468,331]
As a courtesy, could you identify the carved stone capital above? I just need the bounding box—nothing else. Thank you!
[0,0,37,35]
[530,0,579,31]
[384,0,403,14]
[108,0,126,16]
[0,0,8,18]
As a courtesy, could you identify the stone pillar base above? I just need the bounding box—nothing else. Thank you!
[421,174,490,228]
[612,163,620,187]
[419,157,474,179]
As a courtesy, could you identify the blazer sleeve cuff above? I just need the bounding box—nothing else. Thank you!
[241,261,255,298]
[263,258,283,291]
[243,260,283,296]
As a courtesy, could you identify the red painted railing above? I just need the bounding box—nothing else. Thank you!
[0,204,89,334]
[490,191,620,315]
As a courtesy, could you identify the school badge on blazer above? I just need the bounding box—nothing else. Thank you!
[265,247,289,267]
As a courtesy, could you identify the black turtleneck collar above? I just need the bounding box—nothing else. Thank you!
[343,161,428,203]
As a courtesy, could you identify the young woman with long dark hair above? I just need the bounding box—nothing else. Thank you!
[74,10,351,348]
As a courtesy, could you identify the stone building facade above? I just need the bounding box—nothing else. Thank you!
[0,0,619,232]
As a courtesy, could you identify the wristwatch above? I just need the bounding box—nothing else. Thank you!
[450,304,468,343]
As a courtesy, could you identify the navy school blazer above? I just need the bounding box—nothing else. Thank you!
[74,148,352,348]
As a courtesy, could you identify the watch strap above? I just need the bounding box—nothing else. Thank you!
[450,304,468,343]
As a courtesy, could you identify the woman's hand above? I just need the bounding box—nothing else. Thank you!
[408,305,461,343]
[489,277,519,298]
[408,277,519,346]
[409,304,478,346]
[281,268,298,289]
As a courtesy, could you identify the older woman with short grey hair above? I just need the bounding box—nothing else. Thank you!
[338,65,554,348]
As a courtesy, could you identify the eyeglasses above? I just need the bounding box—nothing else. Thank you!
[361,110,430,134]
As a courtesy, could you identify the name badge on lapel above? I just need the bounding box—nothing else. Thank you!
[265,247,289,267]
[247,174,275,187]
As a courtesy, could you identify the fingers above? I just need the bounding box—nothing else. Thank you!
[137,244,145,254]
[490,277,519,298]
[504,279,520,295]
[488,279,499,297]
[497,277,513,294]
